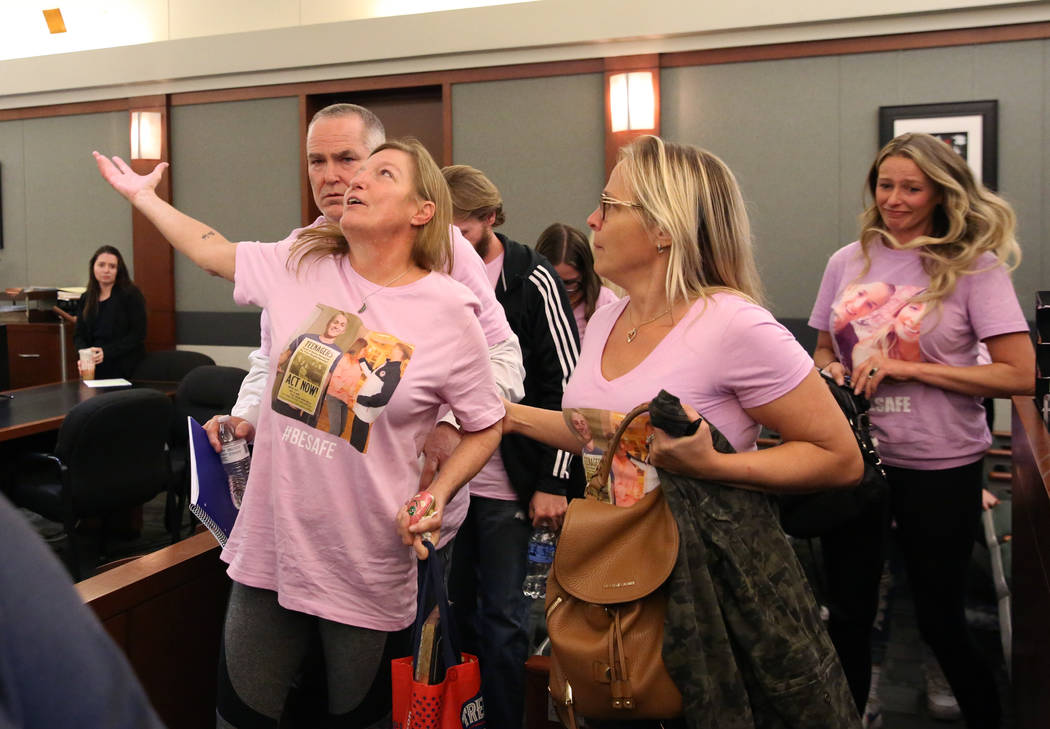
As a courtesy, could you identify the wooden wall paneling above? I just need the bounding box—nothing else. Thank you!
[169,59,604,109]
[124,565,230,729]
[77,533,231,729]
[299,95,313,226]
[442,81,453,166]
[1010,396,1050,729]
[128,95,175,351]
[7,22,1050,126]
[0,98,129,122]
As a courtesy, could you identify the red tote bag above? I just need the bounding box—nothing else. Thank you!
[391,541,486,729]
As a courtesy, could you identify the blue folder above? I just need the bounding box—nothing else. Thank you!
[187,416,240,546]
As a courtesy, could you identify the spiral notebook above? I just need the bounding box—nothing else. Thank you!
[187,416,240,546]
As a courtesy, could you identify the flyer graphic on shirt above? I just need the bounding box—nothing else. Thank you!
[272,304,414,453]
[830,282,928,371]
[564,407,659,507]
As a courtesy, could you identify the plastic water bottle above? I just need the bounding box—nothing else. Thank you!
[218,417,251,508]
[523,525,559,599]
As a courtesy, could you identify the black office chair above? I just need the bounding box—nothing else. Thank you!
[168,365,249,540]
[9,388,175,580]
[132,350,215,383]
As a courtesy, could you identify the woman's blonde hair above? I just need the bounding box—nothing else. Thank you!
[859,132,1020,306]
[289,137,452,274]
[616,135,764,306]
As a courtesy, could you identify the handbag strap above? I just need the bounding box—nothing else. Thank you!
[412,540,462,676]
[587,401,651,501]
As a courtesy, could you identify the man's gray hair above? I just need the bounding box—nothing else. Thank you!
[309,103,386,152]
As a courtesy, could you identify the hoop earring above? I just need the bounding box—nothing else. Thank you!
[656,243,668,254]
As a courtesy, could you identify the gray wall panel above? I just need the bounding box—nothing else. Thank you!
[663,58,841,318]
[170,97,300,314]
[0,120,28,287]
[837,51,898,249]
[897,46,976,105]
[22,112,132,287]
[664,42,1046,321]
[975,40,1044,310]
[451,74,605,247]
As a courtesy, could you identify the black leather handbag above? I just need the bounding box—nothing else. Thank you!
[777,371,889,538]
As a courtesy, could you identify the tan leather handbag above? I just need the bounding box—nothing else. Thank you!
[545,402,683,726]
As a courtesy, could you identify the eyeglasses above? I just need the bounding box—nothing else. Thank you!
[599,193,644,222]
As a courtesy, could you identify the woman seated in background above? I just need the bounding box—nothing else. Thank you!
[810,132,1034,728]
[535,222,619,340]
[503,135,863,727]
[93,138,503,727]
[74,245,146,379]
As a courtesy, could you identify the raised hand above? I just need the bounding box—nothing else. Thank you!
[92,151,168,203]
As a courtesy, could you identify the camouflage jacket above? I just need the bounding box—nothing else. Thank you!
[657,424,861,729]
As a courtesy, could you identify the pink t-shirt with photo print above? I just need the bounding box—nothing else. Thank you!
[224,239,504,631]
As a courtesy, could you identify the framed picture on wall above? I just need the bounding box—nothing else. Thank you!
[878,100,998,190]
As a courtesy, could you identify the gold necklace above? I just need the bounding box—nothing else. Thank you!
[625,306,671,343]
[357,268,412,313]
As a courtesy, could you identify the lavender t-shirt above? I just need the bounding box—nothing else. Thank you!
[563,293,812,454]
[224,240,505,630]
[809,240,1028,469]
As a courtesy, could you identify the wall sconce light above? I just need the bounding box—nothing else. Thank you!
[130,111,162,160]
[609,71,656,132]
[604,59,660,175]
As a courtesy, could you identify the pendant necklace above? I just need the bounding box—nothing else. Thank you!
[357,268,412,314]
[625,306,671,343]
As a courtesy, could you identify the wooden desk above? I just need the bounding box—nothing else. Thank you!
[78,532,230,729]
[0,316,76,390]
[0,379,177,442]
[1011,396,1050,728]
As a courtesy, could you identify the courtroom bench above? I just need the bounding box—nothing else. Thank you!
[77,532,230,729]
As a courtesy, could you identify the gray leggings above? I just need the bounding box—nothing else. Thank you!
[216,582,387,728]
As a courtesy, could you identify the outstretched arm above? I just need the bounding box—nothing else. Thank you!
[503,401,581,453]
[93,152,236,281]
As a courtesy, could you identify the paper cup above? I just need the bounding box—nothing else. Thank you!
[79,348,95,379]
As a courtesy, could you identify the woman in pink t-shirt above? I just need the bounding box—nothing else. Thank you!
[535,222,620,341]
[504,135,863,725]
[94,139,503,727]
[810,133,1033,727]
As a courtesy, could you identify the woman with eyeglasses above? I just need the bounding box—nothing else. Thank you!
[535,222,620,340]
[502,135,862,726]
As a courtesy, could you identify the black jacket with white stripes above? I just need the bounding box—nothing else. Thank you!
[492,233,582,502]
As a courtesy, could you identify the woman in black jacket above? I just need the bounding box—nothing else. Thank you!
[74,245,146,379]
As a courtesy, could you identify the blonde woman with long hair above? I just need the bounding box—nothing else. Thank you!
[94,139,503,726]
[810,132,1033,728]
[504,135,862,726]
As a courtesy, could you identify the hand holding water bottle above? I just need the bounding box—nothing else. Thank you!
[218,416,251,508]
